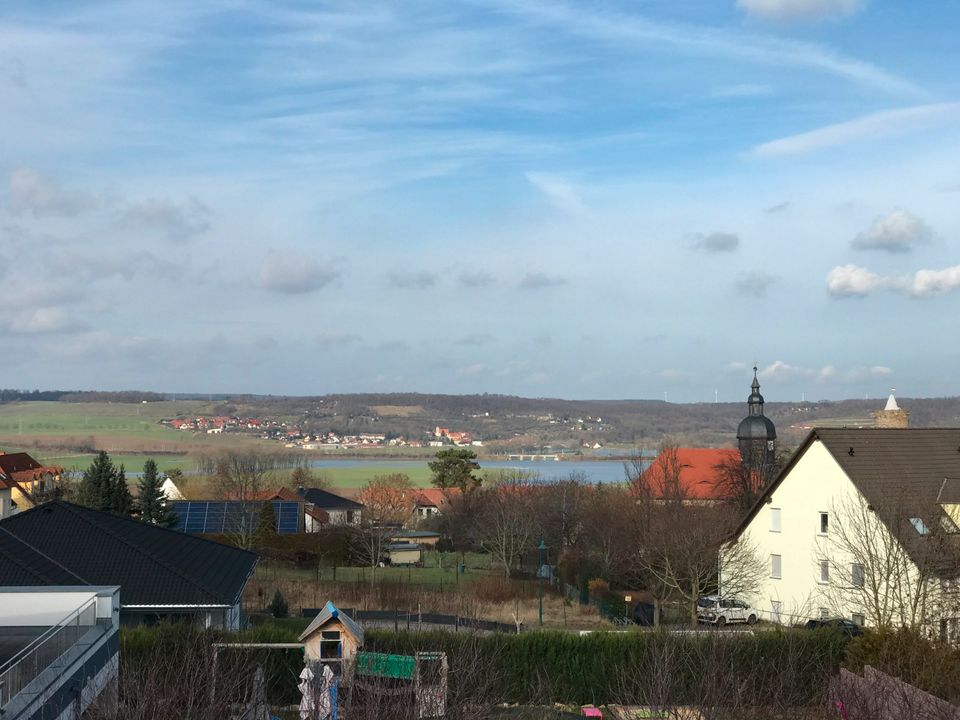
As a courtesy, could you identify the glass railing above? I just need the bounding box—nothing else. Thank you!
[0,599,97,709]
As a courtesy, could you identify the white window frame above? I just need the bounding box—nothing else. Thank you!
[851,613,865,627]
[771,600,783,623]
[819,560,830,584]
[818,511,829,536]
[770,554,782,579]
[770,507,781,533]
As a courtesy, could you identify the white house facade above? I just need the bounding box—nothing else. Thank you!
[726,427,960,638]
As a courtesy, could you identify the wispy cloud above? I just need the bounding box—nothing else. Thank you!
[7,168,98,217]
[316,332,360,347]
[259,250,339,294]
[851,208,933,253]
[826,263,960,298]
[525,172,587,215]
[765,201,790,213]
[120,197,211,242]
[494,1,922,97]
[751,103,960,156]
[737,0,866,23]
[457,333,495,346]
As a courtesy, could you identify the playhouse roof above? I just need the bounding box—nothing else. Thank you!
[298,600,364,645]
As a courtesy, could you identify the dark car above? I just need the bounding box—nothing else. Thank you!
[804,618,864,636]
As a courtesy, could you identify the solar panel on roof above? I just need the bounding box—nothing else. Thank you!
[170,501,303,534]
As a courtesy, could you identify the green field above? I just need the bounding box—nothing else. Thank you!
[255,551,496,585]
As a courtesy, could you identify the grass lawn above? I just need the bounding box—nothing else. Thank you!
[255,551,496,585]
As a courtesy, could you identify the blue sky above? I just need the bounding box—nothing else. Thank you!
[1,0,959,401]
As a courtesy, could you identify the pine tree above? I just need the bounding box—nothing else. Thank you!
[77,451,118,511]
[112,465,134,515]
[137,459,175,526]
[76,451,134,516]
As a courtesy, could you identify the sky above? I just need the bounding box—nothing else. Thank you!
[1,0,959,402]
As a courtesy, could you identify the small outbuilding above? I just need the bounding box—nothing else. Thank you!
[300,601,365,669]
[387,542,422,566]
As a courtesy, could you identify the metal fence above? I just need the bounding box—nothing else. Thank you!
[0,599,97,710]
[301,608,519,634]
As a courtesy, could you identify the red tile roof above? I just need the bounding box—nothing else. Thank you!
[412,488,459,508]
[0,452,62,485]
[641,448,739,500]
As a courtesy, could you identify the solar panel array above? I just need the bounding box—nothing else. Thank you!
[170,501,303,534]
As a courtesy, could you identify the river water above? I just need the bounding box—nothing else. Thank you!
[306,458,632,484]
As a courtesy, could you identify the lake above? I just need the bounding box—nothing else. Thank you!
[307,457,632,484]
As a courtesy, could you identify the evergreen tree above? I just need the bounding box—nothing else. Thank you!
[76,451,134,516]
[267,588,288,618]
[256,501,277,548]
[137,459,175,526]
[77,451,118,511]
[112,465,134,515]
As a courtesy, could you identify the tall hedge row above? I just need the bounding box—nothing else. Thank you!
[364,628,847,706]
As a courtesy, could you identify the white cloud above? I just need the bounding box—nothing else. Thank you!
[7,168,98,217]
[120,197,211,242]
[737,0,866,22]
[826,264,887,297]
[6,306,83,335]
[525,172,587,215]
[852,208,933,253]
[259,250,339,294]
[751,103,960,157]
[826,263,960,298]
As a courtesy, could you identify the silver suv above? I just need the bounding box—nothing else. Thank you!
[697,595,758,626]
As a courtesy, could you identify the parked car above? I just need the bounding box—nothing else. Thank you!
[804,617,864,636]
[697,595,758,626]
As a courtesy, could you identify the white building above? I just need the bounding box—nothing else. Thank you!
[727,425,960,638]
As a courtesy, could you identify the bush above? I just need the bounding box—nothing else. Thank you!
[845,627,960,704]
[267,589,289,618]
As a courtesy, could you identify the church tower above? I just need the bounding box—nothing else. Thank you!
[736,366,777,470]
[873,389,909,428]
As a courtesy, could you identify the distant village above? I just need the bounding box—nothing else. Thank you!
[160,415,486,449]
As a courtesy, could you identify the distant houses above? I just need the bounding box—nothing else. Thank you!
[0,451,63,513]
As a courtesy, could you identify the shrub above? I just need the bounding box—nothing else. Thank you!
[267,588,289,618]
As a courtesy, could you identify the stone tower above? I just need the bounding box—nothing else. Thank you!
[874,390,909,428]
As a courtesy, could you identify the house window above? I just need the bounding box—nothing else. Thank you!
[851,563,865,588]
[320,630,341,660]
[851,613,865,627]
[770,554,782,579]
[819,512,829,535]
[771,601,783,623]
[819,560,830,583]
[770,508,781,533]
[346,510,355,524]
[819,607,830,619]
[909,517,929,535]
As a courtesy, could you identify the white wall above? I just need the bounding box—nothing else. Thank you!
[736,440,863,625]
[0,590,97,626]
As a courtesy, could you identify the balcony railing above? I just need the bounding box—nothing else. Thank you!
[0,599,97,710]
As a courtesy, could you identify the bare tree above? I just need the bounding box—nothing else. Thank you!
[352,474,415,576]
[475,475,537,579]
[820,493,960,631]
[713,447,788,513]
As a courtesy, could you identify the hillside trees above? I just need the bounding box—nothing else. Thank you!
[76,450,133,515]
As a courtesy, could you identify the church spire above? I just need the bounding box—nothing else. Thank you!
[748,365,765,417]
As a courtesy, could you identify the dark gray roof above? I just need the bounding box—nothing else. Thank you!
[734,428,960,576]
[737,414,777,440]
[300,488,364,510]
[0,501,257,607]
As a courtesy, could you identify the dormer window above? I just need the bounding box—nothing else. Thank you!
[909,517,929,535]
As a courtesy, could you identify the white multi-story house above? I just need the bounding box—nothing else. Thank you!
[726,426,960,639]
